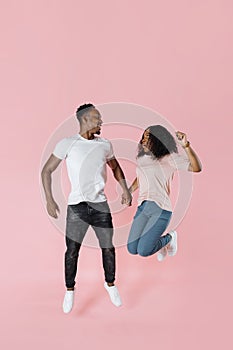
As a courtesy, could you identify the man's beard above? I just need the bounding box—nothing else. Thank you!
[89,126,101,136]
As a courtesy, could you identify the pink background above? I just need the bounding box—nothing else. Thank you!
[1,1,232,349]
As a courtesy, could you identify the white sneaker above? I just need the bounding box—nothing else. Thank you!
[104,282,122,307]
[63,290,75,313]
[167,230,178,256]
[157,247,167,262]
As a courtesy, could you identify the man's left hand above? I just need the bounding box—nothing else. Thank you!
[121,190,132,206]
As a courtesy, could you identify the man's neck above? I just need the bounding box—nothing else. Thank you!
[79,129,95,140]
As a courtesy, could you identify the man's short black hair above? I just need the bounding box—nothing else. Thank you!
[76,103,95,122]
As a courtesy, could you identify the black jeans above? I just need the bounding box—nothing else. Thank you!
[65,201,115,289]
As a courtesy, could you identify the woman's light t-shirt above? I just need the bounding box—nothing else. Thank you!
[136,152,190,211]
[53,134,115,204]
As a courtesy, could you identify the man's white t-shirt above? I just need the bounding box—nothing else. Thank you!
[53,134,115,204]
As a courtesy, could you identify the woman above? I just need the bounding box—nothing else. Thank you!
[125,125,202,261]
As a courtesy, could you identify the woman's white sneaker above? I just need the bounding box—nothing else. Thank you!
[157,247,167,261]
[167,230,178,256]
[63,290,75,313]
[104,282,122,307]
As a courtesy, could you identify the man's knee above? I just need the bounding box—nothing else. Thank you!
[65,240,81,259]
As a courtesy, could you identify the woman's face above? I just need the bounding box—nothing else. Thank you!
[141,128,151,152]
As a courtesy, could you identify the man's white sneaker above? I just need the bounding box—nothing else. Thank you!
[63,290,75,313]
[157,247,167,262]
[167,230,178,256]
[104,282,122,307]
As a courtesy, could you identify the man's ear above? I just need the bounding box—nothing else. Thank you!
[83,112,91,123]
[82,115,89,125]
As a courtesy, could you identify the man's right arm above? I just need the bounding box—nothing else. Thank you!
[41,154,62,218]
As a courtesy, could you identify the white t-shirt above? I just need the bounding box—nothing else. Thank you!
[53,134,115,204]
[136,152,190,211]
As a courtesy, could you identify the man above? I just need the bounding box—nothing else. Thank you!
[41,103,132,313]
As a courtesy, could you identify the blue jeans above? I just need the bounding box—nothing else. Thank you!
[127,200,172,257]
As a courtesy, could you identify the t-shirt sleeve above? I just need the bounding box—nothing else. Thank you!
[169,152,190,171]
[106,141,115,161]
[53,138,70,160]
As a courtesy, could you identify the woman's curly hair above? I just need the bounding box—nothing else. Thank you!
[137,125,178,160]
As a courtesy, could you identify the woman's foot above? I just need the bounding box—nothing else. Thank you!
[157,247,167,261]
[167,230,178,256]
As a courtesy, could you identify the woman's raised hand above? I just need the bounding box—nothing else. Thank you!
[175,131,189,148]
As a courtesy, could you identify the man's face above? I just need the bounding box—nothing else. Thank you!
[86,108,103,135]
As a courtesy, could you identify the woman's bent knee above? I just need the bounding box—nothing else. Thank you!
[127,243,138,255]
[137,247,153,257]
